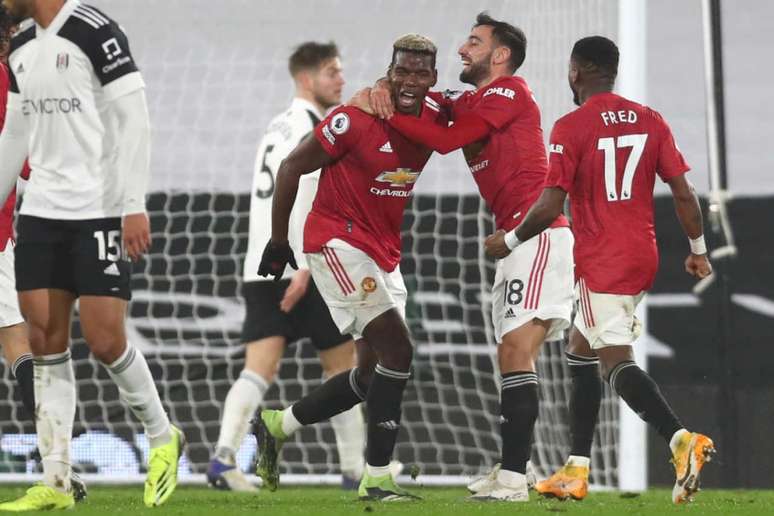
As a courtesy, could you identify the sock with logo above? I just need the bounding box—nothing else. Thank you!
[566,352,602,458]
[500,371,539,474]
[365,364,410,469]
[290,368,368,428]
[608,360,683,443]
[102,345,172,448]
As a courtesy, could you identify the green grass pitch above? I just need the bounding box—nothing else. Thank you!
[0,485,770,515]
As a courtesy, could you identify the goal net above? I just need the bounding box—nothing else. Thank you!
[0,0,627,488]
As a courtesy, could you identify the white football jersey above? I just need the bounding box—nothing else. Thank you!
[7,0,145,220]
[243,97,325,283]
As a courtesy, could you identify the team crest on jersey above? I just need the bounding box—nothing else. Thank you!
[56,53,70,72]
[375,168,419,186]
[361,277,377,294]
[330,113,350,135]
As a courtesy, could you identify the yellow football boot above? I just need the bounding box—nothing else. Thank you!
[0,484,74,512]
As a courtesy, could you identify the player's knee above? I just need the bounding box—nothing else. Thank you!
[379,338,413,372]
[497,340,533,371]
[88,335,127,364]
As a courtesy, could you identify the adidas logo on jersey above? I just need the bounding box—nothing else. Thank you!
[103,263,121,276]
[379,141,393,153]
[377,420,400,431]
[504,308,517,319]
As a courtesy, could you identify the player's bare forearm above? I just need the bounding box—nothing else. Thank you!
[271,135,334,244]
[515,187,567,241]
[666,175,704,240]
[370,77,393,119]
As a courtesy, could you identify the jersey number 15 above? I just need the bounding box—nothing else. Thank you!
[597,133,648,202]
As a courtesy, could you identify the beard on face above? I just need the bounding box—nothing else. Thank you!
[459,53,492,86]
[314,90,340,111]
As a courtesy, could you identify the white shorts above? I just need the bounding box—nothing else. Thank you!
[306,239,407,339]
[0,243,23,328]
[574,278,645,349]
[492,227,574,343]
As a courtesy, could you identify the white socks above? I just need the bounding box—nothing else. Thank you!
[34,351,76,492]
[366,463,391,477]
[103,345,171,448]
[215,369,269,462]
[567,455,591,468]
[281,406,303,437]
[670,428,689,453]
[330,406,365,479]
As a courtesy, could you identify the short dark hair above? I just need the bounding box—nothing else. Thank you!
[391,34,437,68]
[288,41,339,77]
[0,5,14,54]
[571,36,619,81]
[474,12,527,72]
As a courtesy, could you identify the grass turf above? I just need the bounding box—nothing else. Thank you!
[0,485,769,515]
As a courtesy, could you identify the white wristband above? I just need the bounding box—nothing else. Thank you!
[689,235,707,255]
[504,229,522,250]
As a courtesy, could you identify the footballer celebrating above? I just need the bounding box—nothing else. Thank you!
[0,0,182,510]
[208,41,368,492]
[485,36,715,505]
[356,13,573,501]
[256,34,444,501]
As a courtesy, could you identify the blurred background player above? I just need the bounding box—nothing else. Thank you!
[0,0,182,510]
[256,34,443,501]
[207,41,368,492]
[356,13,572,501]
[486,36,715,505]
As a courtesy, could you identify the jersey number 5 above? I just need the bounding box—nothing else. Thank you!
[597,134,648,201]
[256,144,275,199]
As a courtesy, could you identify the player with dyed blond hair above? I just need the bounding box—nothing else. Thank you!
[256,34,444,501]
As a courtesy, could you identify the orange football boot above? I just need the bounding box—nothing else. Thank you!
[535,464,589,501]
[671,432,716,504]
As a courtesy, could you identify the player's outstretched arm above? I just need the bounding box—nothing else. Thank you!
[485,187,567,258]
[665,174,712,279]
[0,101,29,205]
[258,136,334,281]
[112,89,152,261]
[388,112,490,154]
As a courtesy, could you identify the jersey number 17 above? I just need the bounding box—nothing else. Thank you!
[597,133,648,202]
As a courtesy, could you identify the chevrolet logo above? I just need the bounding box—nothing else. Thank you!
[375,169,420,187]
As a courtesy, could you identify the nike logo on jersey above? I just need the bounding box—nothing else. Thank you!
[103,263,121,276]
[379,142,393,153]
[483,86,515,100]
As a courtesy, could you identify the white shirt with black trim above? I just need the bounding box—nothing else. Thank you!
[243,97,325,283]
[7,0,145,220]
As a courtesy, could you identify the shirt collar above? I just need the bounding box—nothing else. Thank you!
[291,97,326,120]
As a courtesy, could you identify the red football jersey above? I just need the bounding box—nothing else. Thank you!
[307,103,445,271]
[429,76,568,232]
[545,92,690,294]
[0,63,24,252]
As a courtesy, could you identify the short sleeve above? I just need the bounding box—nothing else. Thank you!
[474,80,529,130]
[313,107,367,160]
[544,120,579,193]
[653,112,690,181]
[59,11,144,101]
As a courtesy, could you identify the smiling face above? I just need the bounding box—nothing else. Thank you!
[388,50,437,115]
[458,24,496,87]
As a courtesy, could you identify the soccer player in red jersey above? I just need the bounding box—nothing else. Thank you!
[486,36,715,504]
[256,35,444,501]
[355,13,574,501]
